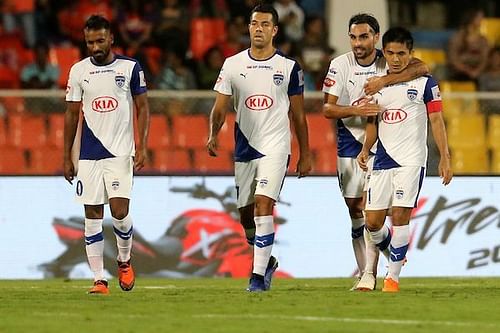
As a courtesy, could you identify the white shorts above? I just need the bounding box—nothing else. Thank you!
[337,156,373,198]
[365,166,425,210]
[75,156,133,205]
[235,154,289,208]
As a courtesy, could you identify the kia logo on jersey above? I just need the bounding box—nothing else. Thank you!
[323,77,335,87]
[382,109,407,124]
[245,94,273,111]
[92,96,118,112]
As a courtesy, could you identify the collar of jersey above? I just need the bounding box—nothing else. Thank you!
[90,54,117,67]
[247,48,279,62]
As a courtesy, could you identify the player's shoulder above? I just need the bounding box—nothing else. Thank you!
[114,54,141,68]
[329,51,356,70]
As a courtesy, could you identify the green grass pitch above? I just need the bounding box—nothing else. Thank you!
[0,277,498,333]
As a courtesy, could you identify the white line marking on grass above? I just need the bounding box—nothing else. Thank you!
[142,285,179,289]
[194,314,499,328]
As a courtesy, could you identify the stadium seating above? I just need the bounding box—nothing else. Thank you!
[313,147,338,175]
[0,96,26,114]
[193,149,233,173]
[8,114,48,149]
[0,66,20,89]
[171,114,208,149]
[439,81,479,119]
[29,146,63,174]
[0,117,7,147]
[451,146,489,174]
[447,114,486,149]
[190,18,226,60]
[480,18,500,47]
[491,149,500,174]
[217,112,236,150]
[0,148,27,174]
[49,46,81,88]
[152,148,192,173]
[306,113,336,150]
[412,48,446,72]
[147,114,171,149]
[487,114,500,150]
[47,113,65,148]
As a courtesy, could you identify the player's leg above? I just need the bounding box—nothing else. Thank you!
[76,159,109,294]
[338,157,368,284]
[105,156,135,291]
[358,169,392,291]
[383,166,425,292]
[235,160,257,245]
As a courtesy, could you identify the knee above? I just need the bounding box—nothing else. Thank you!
[254,195,274,216]
[111,208,129,220]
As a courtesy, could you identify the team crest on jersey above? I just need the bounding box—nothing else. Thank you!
[112,181,120,191]
[407,88,418,101]
[115,75,126,88]
[396,189,404,199]
[273,73,284,86]
[259,178,269,188]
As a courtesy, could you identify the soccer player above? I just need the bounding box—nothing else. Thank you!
[322,14,429,291]
[207,4,311,292]
[357,27,452,292]
[63,15,150,294]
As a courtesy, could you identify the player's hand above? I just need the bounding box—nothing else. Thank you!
[63,158,75,184]
[364,76,386,95]
[439,156,453,185]
[355,103,381,117]
[207,136,218,157]
[134,146,148,171]
[296,153,312,178]
[357,150,369,171]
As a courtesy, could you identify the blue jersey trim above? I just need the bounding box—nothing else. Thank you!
[234,122,265,162]
[423,76,438,103]
[288,61,304,96]
[336,119,363,157]
[373,140,400,170]
[79,118,115,160]
[130,61,147,95]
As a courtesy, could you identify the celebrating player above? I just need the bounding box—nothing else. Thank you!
[322,13,429,291]
[357,27,452,292]
[207,4,311,292]
[63,15,150,294]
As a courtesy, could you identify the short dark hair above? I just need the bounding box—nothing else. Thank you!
[250,4,279,26]
[84,15,111,31]
[382,27,414,51]
[348,13,380,34]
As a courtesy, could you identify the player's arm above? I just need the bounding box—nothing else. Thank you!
[322,93,380,119]
[289,93,312,178]
[364,58,430,95]
[429,112,452,185]
[63,102,80,184]
[207,92,231,157]
[357,116,377,171]
[133,93,150,171]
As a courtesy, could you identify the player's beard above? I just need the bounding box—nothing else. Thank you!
[353,46,374,60]
[92,49,110,64]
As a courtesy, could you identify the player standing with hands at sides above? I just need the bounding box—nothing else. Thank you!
[322,13,429,291]
[63,15,150,294]
[357,27,452,292]
[207,4,311,292]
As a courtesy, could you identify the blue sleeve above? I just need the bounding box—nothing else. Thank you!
[131,61,147,95]
[423,75,440,103]
[288,61,304,96]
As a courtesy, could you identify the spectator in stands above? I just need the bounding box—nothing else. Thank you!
[197,46,224,89]
[155,48,197,90]
[227,0,259,23]
[20,42,59,89]
[189,0,229,19]
[479,47,500,113]
[153,0,189,51]
[295,15,334,89]
[273,0,305,42]
[447,9,490,81]
[1,0,36,47]
[298,0,325,17]
[117,0,154,53]
[220,20,247,58]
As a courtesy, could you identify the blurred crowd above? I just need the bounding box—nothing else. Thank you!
[0,0,499,92]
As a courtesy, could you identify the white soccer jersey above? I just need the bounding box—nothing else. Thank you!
[322,50,386,157]
[373,75,442,169]
[65,55,147,160]
[214,49,304,162]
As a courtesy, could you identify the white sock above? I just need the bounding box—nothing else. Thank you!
[351,217,366,277]
[363,228,379,275]
[253,215,274,276]
[112,215,133,262]
[85,218,104,281]
[369,224,391,261]
[387,225,410,282]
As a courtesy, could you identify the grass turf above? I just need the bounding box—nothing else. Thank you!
[0,277,498,333]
